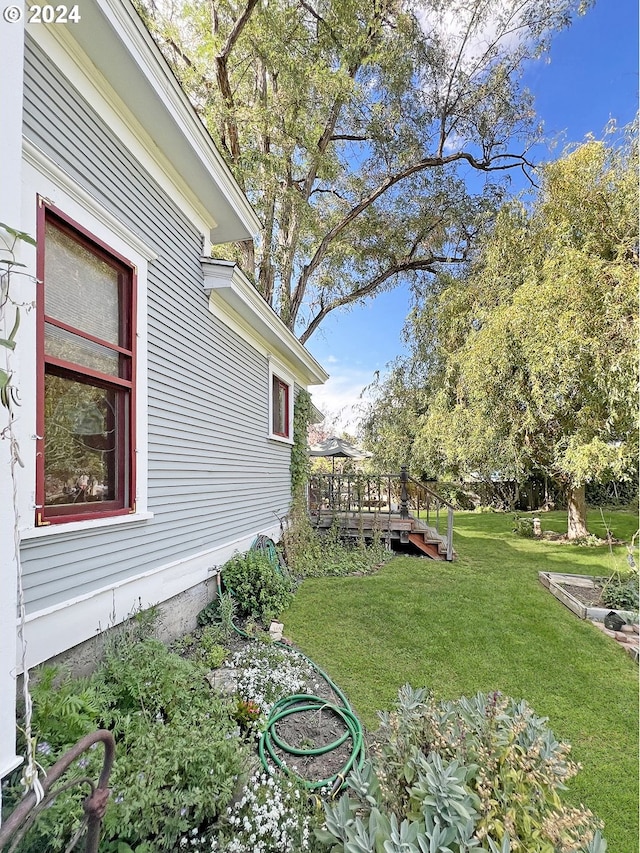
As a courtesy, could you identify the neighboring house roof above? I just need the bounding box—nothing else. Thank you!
[51,0,262,246]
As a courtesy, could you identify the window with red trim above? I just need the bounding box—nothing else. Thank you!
[36,200,136,524]
[271,374,290,438]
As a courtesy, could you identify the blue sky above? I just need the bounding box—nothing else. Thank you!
[306,0,639,432]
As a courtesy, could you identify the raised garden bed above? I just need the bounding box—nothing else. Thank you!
[538,571,637,623]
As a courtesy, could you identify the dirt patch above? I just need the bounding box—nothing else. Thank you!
[559,582,606,608]
[186,622,364,788]
[268,697,357,786]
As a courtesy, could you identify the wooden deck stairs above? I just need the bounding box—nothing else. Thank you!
[407,517,450,560]
[308,468,455,561]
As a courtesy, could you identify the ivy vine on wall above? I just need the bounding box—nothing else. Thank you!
[290,388,311,501]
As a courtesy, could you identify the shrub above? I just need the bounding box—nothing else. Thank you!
[317,685,605,853]
[512,515,534,538]
[4,634,248,853]
[221,550,294,626]
[283,504,391,579]
[102,698,246,851]
[601,573,639,610]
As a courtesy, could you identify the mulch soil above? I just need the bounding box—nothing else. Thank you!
[559,582,606,608]
[197,623,363,788]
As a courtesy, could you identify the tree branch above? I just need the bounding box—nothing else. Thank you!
[330,134,368,142]
[292,147,533,329]
[299,254,466,344]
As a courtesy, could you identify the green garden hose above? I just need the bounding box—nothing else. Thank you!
[228,548,366,796]
[258,693,364,794]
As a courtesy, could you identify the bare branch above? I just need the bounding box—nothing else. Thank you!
[291,147,534,327]
[299,254,466,344]
[220,0,260,62]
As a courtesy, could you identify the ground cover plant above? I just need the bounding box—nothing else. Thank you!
[284,509,639,853]
[4,510,636,851]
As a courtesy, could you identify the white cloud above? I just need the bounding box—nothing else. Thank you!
[417,1,530,70]
[309,365,377,434]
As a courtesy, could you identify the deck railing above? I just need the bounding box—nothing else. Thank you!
[308,467,454,560]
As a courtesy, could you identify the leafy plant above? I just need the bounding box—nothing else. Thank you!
[291,389,312,500]
[101,698,246,851]
[28,665,102,747]
[221,550,294,626]
[283,501,391,579]
[217,590,239,639]
[5,628,250,852]
[233,697,261,732]
[512,515,534,538]
[197,597,220,626]
[601,574,639,610]
[198,627,227,669]
[317,685,605,853]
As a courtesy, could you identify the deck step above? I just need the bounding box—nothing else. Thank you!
[408,533,445,560]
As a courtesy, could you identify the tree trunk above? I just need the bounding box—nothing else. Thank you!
[566,483,588,539]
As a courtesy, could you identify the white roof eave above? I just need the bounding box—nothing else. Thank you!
[63,0,261,245]
[202,259,329,387]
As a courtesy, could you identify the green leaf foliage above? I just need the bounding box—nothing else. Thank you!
[4,631,248,853]
[318,686,605,853]
[221,549,294,625]
[364,129,638,535]
[138,0,591,341]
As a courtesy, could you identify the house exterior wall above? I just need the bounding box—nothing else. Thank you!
[15,35,295,670]
[0,5,26,785]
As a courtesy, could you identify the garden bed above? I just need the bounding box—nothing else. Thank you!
[538,571,637,622]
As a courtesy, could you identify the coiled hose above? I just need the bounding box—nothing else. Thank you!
[226,539,366,795]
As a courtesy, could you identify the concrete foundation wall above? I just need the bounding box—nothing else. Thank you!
[32,576,219,680]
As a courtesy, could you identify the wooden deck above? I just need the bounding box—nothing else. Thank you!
[312,510,452,560]
[308,470,455,561]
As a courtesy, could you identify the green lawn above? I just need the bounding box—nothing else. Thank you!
[284,509,639,853]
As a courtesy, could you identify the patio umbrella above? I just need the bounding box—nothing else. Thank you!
[308,436,371,472]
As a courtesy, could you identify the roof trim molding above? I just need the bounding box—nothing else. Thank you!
[201,259,328,387]
[39,0,262,246]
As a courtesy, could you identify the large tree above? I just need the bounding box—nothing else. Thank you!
[366,131,638,536]
[139,0,589,341]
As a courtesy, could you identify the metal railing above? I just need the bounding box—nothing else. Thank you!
[308,467,454,560]
[0,730,115,853]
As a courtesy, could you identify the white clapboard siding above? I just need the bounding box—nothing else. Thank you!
[20,36,293,616]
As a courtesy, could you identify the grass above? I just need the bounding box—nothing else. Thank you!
[284,508,639,853]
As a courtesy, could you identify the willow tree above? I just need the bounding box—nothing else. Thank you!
[138,0,589,341]
[393,133,638,537]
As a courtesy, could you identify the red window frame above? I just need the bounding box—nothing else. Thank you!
[271,374,290,438]
[35,197,137,525]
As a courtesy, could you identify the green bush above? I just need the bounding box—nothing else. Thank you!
[101,698,245,851]
[283,503,391,579]
[512,515,534,538]
[317,685,605,853]
[221,550,293,625]
[601,573,639,610]
[4,633,248,853]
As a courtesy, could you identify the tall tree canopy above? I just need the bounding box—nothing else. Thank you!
[139,0,589,341]
[363,130,638,536]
